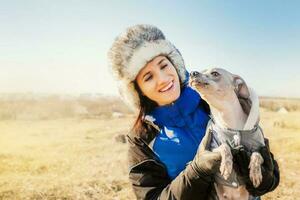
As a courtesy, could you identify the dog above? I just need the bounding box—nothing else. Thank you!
[189,68,265,200]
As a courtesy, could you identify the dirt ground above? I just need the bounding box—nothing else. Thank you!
[0,110,299,199]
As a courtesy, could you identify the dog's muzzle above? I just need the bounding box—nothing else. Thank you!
[189,71,209,87]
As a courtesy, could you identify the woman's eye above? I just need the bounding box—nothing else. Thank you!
[211,71,219,76]
[144,75,152,82]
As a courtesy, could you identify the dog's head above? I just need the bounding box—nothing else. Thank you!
[189,68,252,114]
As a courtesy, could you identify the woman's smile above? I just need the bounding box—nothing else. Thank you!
[159,80,174,93]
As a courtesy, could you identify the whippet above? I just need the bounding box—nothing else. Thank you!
[189,68,265,200]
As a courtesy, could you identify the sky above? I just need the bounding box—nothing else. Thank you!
[1,0,299,98]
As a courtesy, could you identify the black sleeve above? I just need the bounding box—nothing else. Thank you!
[246,139,280,196]
[246,152,280,196]
[128,139,213,200]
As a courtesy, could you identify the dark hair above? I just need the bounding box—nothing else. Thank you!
[131,80,158,136]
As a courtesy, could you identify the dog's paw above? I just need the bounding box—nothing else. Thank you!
[249,152,264,188]
[214,144,233,180]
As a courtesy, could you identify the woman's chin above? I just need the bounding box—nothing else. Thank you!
[158,89,180,106]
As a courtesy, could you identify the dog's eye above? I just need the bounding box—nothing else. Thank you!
[211,71,219,76]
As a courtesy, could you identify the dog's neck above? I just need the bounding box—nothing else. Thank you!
[210,96,247,130]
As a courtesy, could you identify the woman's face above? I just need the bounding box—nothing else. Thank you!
[136,55,181,106]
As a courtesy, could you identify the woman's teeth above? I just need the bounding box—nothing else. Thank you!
[159,81,173,92]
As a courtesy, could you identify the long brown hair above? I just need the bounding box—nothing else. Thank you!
[131,80,158,136]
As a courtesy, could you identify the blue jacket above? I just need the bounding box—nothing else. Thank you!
[146,85,210,179]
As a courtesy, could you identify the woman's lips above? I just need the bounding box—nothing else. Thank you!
[159,81,174,92]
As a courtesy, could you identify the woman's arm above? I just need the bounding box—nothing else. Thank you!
[128,130,221,200]
[128,156,214,200]
[232,138,280,197]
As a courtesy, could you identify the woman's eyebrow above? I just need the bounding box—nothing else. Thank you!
[158,58,165,65]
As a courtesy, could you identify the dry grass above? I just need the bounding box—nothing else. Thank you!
[0,117,136,200]
[0,95,299,199]
[0,94,132,120]
[260,110,300,200]
[260,97,300,112]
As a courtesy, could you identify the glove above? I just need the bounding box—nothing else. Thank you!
[232,139,280,197]
[191,150,222,177]
[190,127,222,181]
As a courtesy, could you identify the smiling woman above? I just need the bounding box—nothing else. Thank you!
[107,24,279,200]
[135,55,181,106]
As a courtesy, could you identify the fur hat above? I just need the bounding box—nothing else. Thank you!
[107,24,187,112]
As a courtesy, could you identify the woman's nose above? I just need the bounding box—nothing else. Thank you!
[190,71,200,77]
[157,71,169,84]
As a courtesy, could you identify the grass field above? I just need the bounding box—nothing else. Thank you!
[0,96,299,199]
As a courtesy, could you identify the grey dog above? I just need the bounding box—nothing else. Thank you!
[189,68,265,200]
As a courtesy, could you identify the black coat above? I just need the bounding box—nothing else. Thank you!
[126,121,280,200]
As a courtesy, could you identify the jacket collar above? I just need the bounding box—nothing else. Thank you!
[243,87,260,130]
[145,86,201,128]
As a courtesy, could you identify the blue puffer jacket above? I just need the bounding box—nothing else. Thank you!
[146,85,210,179]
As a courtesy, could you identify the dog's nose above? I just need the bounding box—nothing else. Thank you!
[190,71,200,77]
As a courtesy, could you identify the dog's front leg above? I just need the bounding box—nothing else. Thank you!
[213,144,233,180]
[249,152,264,188]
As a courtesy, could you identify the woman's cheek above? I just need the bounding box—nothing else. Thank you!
[143,81,156,97]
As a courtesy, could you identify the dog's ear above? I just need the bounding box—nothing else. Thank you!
[232,75,250,99]
[232,75,252,115]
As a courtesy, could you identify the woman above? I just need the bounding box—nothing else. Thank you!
[108,24,279,200]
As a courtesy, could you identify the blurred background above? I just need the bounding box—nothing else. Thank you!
[0,0,299,199]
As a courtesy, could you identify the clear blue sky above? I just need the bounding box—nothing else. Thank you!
[1,0,299,97]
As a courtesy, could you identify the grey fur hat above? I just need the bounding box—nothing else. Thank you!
[107,24,187,111]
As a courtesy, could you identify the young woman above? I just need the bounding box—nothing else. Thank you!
[108,24,279,200]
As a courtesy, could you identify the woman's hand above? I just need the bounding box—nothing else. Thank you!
[191,150,221,177]
[190,127,222,180]
[232,139,280,197]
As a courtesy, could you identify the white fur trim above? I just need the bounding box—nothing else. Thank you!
[243,87,260,130]
[108,24,187,111]
[115,40,186,111]
[126,40,176,80]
